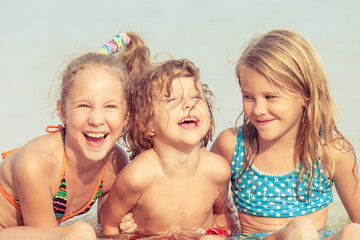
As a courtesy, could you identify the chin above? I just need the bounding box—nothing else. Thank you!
[84,147,110,162]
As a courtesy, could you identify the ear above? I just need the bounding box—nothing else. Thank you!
[148,121,156,137]
[149,129,156,136]
[57,99,66,125]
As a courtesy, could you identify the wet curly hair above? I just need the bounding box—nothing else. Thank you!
[124,59,215,160]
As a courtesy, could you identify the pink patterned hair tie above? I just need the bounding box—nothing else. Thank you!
[96,33,130,55]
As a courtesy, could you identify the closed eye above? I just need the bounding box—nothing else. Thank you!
[167,98,176,103]
[105,105,117,109]
[265,95,277,100]
[242,95,254,101]
[192,94,203,100]
[79,104,90,108]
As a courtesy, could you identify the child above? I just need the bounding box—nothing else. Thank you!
[0,32,150,240]
[211,29,360,239]
[102,59,234,237]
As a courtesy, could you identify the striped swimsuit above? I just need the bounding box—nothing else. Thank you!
[52,152,104,222]
[0,150,104,223]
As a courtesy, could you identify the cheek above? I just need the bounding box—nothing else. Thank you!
[66,111,88,128]
[109,109,129,129]
[277,99,303,116]
[242,101,252,116]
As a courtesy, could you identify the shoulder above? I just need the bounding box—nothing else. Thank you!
[322,136,356,180]
[14,134,61,172]
[210,127,238,164]
[215,127,238,139]
[114,149,157,192]
[8,134,62,190]
[200,149,231,184]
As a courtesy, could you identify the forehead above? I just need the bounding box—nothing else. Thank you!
[69,66,124,96]
[240,68,271,89]
[75,66,117,82]
[156,76,200,95]
[241,66,300,94]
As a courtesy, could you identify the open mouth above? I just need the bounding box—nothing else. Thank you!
[178,117,199,129]
[84,132,109,142]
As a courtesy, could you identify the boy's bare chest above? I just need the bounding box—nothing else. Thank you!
[132,179,218,233]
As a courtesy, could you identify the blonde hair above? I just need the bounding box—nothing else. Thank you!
[124,59,215,160]
[235,29,356,199]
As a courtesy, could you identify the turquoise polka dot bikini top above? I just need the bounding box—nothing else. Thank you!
[231,127,333,218]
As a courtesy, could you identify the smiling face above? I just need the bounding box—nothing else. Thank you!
[151,77,210,149]
[57,66,128,161]
[240,67,305,143]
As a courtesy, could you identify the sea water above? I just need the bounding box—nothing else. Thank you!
[1,1,359,239]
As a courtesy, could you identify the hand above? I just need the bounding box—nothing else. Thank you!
[196,228,206,235]
[119,212,137,233]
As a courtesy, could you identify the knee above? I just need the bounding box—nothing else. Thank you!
[63,221,97,240]
[286,216,317,232]
[338,223,360,239]
[280,216,319,240]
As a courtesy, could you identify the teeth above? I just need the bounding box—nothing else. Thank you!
[179,117,197,124]
[86,133,106,138]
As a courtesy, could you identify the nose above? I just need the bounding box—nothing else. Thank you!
[88,109,105,126]
[182,96,196,111]
[252,100,267,116]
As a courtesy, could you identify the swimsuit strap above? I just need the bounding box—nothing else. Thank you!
[2,125,62,159]
[45,124,63,133]
[56,157,105,223]
[2,126,62,159]
[0,183,21,212]
[1,147,20,159]
[52,152,68,221]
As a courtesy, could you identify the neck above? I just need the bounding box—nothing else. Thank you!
[255,133,299,171]
[152,141,201,177]
[258,136,296,153]
[63,143,103,183]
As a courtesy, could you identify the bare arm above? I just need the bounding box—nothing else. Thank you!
[328,141,360,222]
[213,185,232,228]
[14,150,59,226]
[210,128,237,164]
[211,128,240,233]
[213,178,230,228]
[98,145,130,224]
[102,161,149,236]
[209,152,237,232]
[97,193,108,224]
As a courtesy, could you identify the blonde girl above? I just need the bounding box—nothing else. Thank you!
[211,29,360,239]
[0,32,150,240]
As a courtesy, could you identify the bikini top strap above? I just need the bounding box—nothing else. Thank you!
[1,147,20,159]
[56,158,105,223]
[54,149,67,190]
[2,125,63,159]
[46,125,63,133]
